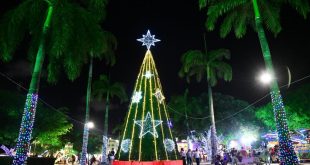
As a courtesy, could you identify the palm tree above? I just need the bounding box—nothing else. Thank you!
[199,0,309,163]
[0,0,113,164]
[80,31,116,165]
[179,38,232,163]
[92,74,128,164]
[78,1,117,163]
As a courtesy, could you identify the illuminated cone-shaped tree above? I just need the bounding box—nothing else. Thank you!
[117,31,178,161]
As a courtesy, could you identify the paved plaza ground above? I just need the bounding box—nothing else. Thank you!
[56,162,310,165]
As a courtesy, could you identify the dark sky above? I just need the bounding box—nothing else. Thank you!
[1,0,310,135]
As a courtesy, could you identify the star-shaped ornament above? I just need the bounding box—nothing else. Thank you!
[154,88,165,104]
[143,71,153,79]
[132,91,142,103]
[137,30,160,50]
[134,112,163,138]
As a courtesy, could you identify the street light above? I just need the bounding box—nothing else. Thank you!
[240,134,256,146]
[86,121,94,129]
[259,71,273,84]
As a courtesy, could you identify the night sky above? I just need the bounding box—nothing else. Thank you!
[0,0,310,135]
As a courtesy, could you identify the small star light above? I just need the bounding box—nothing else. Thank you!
[144,71,153,79]
[134,112,163,138]
[137,30,160,50]
[132,91,142,103]
[154,88,165,104]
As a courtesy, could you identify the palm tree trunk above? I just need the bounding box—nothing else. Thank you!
[208,84,217,163]
[101,92,110,165]
[81,57,93,165]
[183,89,191,148]
[12,5,53,165]
[252,0,298,164]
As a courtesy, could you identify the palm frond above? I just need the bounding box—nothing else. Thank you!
[260,0,282,36]
[92,74,127,102]
[88,0,108,21]
[208,67,217,86]
[110,83,128,103]
[208,49,230,62]
[199,0,216,9]
[180,47,232,86]
[47,58,61,84]
[0,0,30,61]
[213,62,232,81]
[206,0,247,31]
[285,0,310,18]
[180,50,205,72]
[96,31,117,66]
[63,52,84,81]
[234,9,248,38]
[220,11,237,38]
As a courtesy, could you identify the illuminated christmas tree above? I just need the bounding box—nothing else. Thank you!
[116,30,178,161]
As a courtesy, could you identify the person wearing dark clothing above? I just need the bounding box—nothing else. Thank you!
[230,148,239,165]
[90,155,96,165]
[108,148,115,165]
[186,149,192,165]
[180,148,186,165]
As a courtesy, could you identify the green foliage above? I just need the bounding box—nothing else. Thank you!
[255,84,310,130]
[179,48,232,86]
[168,92,264,143]
[0,89,72,151]
[210,93,264,142]
[199,0,310,38]
[0,0,117,83]
[77,0,109,21]
[92,74,128,103]
[67,128,102,154]
[46,1,117,83]
[168,91,207,138]
[87,133,103,154]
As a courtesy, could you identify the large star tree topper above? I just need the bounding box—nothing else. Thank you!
[137,30,160,50]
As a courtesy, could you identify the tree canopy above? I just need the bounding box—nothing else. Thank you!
[0,0,116,83]
[256,84,310,131]
[0,89,72,152]
[179,48,232,86]
[168,92,264,142]
[199,0,310,38]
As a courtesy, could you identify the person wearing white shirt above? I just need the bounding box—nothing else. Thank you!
[193,148,200,165]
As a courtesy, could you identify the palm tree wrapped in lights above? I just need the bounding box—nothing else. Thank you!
[0,0,113,164]
[199,0,309,164]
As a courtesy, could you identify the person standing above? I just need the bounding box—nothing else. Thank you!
[186,149,192,165]
[230,148,239,165]
[263,146,271,165]
[90,155,96,165]
[194,148,200,165]
[108,148,115,165]
[180,148,186,165]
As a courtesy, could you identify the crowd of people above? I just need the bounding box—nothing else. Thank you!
[179,145,280,165]
[180,148,207,165]
[89,148,115,165]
